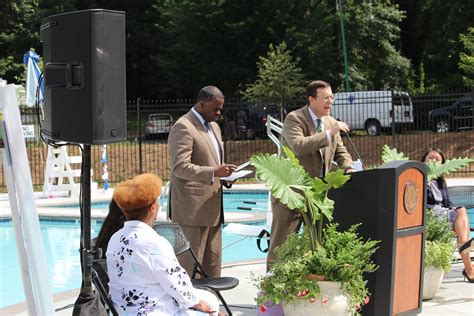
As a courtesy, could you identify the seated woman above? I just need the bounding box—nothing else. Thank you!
[107,173,222,315]
[422,148,474,283]
[94,198,125,257]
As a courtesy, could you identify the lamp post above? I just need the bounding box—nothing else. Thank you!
[338,0,350,92]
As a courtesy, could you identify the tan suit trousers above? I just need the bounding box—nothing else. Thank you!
[266,197,302,271]
[177,224,222,278]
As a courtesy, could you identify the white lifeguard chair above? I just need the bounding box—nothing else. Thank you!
[222,115,284,250]
[266,115,284,156]
[42,146,95,197]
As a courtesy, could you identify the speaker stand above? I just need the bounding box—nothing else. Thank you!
[80,144,93,292]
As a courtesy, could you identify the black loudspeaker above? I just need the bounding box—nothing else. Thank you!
[40,9,126,144]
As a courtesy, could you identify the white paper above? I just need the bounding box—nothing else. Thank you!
[235,161,251,172]
[221,170,253,181]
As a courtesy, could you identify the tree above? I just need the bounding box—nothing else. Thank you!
[411,0,474,90]
[0,0,41,84]
[242,42,305,120]
[341,0,411,91]
[459,27,474,86]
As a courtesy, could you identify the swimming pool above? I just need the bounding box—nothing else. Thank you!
[0,190,269,308]
[61,190,269,214]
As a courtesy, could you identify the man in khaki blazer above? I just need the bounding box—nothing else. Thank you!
[168,86,236,278]
[267,80,356,270]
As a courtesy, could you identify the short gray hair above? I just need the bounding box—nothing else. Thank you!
[196,86,224,103]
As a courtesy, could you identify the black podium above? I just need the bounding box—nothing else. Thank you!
[329,161,427,316]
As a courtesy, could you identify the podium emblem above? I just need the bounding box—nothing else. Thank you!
[403,180,418,214]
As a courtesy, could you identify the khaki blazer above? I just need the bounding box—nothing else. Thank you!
[267,105,353,270]
[168,111,224,227]
[281,105,353,176]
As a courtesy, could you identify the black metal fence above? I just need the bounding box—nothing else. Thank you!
[2,88,472,191]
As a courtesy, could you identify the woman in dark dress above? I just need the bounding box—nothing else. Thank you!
[422,148,474,283]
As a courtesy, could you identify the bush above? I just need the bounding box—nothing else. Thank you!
[255,224,378,308]
[424,241,454,272]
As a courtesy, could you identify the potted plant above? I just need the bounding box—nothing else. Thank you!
[423,208,455,300]
[251,147,379,315]
[380,145,472,299]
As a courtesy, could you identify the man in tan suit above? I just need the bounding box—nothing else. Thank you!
[267,80,356,270]
[168,86,236,278]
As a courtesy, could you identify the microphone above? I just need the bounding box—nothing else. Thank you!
[337,119,365,170]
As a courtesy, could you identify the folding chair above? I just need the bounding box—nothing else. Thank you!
[91,258,119,316]
[153,222,239,316]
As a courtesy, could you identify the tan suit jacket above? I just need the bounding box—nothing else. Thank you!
[267,105,353,270]
[168,111,224,227]
[281,105,353,176]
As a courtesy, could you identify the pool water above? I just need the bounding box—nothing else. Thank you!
[79,191,270,214]
[0,191,269,308]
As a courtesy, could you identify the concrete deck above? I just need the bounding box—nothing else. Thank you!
[0,179,472,314]
[2,260,472,315]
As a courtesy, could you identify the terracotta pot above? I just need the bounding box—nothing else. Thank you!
[422,266,444,300]
[283,281,350,316]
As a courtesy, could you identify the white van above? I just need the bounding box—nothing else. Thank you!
[331,91,414,135]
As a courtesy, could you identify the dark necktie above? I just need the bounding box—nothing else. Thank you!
[316,118,323,133]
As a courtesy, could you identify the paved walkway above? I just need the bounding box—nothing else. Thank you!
[2,260,472,315]
[0,179,472,314]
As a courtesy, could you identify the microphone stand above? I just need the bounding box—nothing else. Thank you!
[342,130,366,170]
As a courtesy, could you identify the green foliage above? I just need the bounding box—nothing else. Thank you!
[424,241,454,272]
[425,208,455,244]
[251,147,377,308]
[414,0,474,90]
[0,0,40,83]
[251,146,350,250]
[342,0,411,91]
[426,158,474,182]
[2,0,470,96]
[250,152,309,211]
[381,144,409,163]
[242,42,305,119]
[459,27,474,86]
[255,224,378,308]
[380,145,473,181]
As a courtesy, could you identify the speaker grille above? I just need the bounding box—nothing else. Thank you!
[40,9,126,144]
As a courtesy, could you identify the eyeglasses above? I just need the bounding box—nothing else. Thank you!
[313,95,335,102]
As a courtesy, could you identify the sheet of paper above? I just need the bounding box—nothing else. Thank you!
[235,161,251,172]
[221,170,253,182]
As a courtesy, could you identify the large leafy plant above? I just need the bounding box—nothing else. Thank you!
[381,144,474,182]
[251,146,350,251]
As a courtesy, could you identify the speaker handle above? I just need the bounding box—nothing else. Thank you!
[66,63,84,90]
[44,62,84,90]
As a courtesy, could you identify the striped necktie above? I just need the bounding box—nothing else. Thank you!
[316,118,323,133]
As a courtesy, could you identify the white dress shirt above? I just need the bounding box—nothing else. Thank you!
[191,107,221,163]
[308,107,330,141]
[107,221,200,315]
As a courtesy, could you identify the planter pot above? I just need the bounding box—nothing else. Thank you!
[422,266,444,300]
[283,281,350,316]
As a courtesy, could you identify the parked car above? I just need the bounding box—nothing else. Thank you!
[429,94,474,133]
[144,113,174,139]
